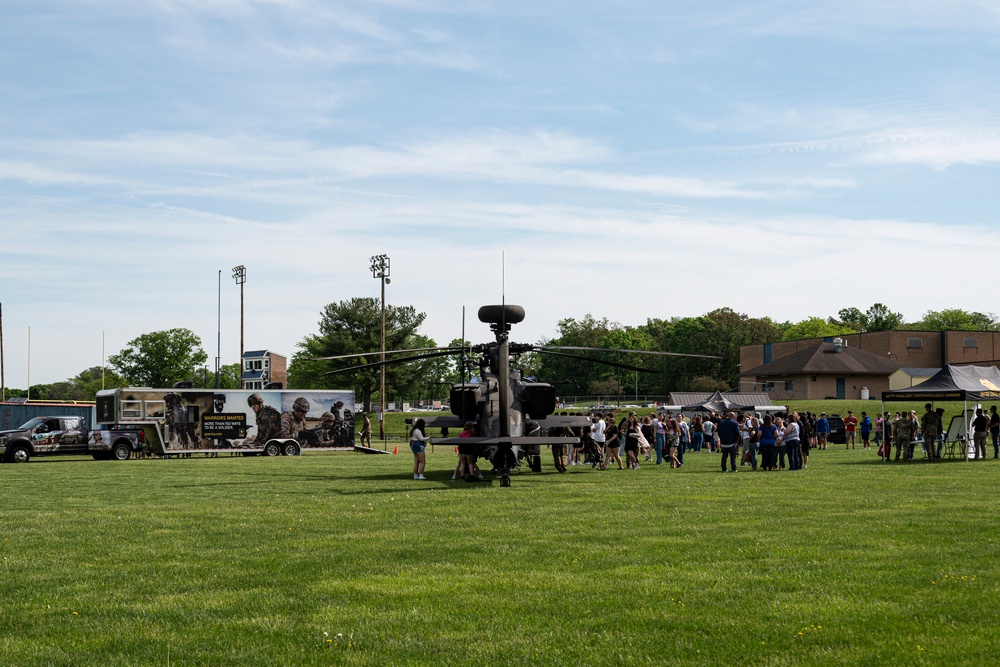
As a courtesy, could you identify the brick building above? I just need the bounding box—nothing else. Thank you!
[241,350,288,390]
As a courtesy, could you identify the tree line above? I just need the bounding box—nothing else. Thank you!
[7,301,999,405]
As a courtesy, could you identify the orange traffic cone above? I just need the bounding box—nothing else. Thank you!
[393,444,398,455]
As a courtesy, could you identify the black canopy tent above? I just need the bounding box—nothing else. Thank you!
[680,391,741,413]
[678,391,786,415]
[882,364,1000,402]
[881,365,1000,459]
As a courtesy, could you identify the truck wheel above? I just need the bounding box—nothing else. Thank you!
[281,441,300,456]
[9,445,30,464]
[263,441,281,457]
[112,443,132,461]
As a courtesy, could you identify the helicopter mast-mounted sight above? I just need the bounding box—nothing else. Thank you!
[478,304,525,337]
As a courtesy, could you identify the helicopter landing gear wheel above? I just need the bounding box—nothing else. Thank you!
[500,475,511,488]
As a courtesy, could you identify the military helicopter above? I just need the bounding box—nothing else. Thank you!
[318,304,719,487]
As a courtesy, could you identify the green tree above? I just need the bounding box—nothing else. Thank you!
[588,378,622,399]
[69,366,126,399]
[915,309,1000,331]
[689,376,730,392]
[192,363,242,390]
[445,338,474,384]
[14,367,125,402]
[287,298,427,412]
[598,327,657,400]
[829,303,904,332]
[535,315,620,396]
[648,309,782,391]
[865,303,904,332]
[832,307,866,331]
[401,334,452,404]
[108,328,208,387]
[219,363,242,389]
[781,317,856,341]
[26,383,57,401]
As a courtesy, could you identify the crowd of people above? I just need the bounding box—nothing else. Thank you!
[874,404,1000,463]
[567,409,812,473]
[406,404,1000,480]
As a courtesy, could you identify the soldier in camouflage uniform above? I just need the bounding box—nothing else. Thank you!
[280,396,310,441]
[892,412,912,462]
[163,392,194,450]
[359,412,372,447]
[317,411,338,446]
[551,424,570,473]
[920,403,939,462]
[248,393,281,446]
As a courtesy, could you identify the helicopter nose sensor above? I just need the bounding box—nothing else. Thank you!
[478,304,525,326]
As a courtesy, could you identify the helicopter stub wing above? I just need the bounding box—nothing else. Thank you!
[407,416,467,430]
[434,436,579,446]
[535,415,593,429]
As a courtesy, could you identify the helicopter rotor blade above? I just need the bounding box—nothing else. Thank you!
[536,345,722,360]
[310,346,464,362]
[321,349,465,375]
[533,349,658,374]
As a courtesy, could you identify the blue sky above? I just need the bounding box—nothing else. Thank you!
[3,1,1000,386]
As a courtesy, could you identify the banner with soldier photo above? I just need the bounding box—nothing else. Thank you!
[96,388,356,454]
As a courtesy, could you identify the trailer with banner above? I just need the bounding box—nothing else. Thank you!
[95,387,358,457]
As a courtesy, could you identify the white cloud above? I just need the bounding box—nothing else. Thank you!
[4,130,799,201]
[858,130,1000,169]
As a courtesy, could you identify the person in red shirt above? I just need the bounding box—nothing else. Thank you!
[844,410,859,449]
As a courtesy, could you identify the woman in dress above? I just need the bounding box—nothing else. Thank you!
[602,414,623,470]
[623,414,643,470]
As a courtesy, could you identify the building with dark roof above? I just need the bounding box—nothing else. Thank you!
[740,339,900,400]
[740,330,1000,400]
[241,350,287,390]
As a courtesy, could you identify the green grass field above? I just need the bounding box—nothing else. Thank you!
[2,444,998,666]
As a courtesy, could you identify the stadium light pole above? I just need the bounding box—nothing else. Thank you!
[232,265,246,379]
[0,301,4,403]
[370,254,390,439]
[216,270,222,389]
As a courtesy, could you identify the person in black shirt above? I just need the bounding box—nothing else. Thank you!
[717,412,742,473]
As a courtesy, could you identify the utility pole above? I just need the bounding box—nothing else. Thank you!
[370,254,390,439]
